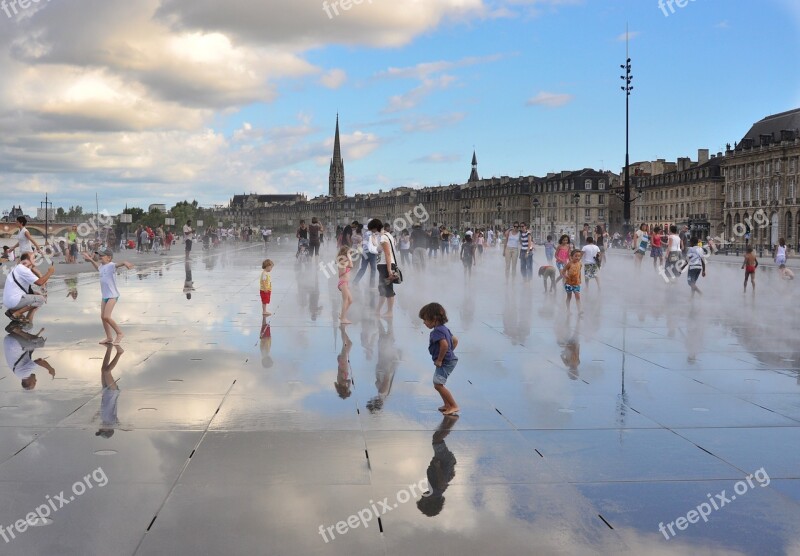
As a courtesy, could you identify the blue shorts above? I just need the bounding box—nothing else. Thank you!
[102,297,119,303]
[564,284,581,293]
[433,359,457,385]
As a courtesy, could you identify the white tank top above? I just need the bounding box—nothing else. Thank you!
[506,231,520,248]
[777,245,786,258]
[17,228,32,253]
[668,234,681,252]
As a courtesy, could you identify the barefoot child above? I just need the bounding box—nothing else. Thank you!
[686,237,706,297]
[260,259,274,316]
[83,249,134,345]
[336,247,353,324]
[561,249,582,314]
[419,303,459,415]
[742,247,758,293]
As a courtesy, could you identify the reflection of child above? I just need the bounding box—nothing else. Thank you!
[417,415,458,517]
[260,317,273,369]
[96,344,123,439]
[260,259,274,316]
[336,247,353,325]
[742,247,758,293]
[419,303,459,415]
[779,264,795,280]
[66,277,79,300]
[334,326,352,398]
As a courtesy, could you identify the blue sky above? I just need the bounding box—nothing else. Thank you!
[1,0,799,214]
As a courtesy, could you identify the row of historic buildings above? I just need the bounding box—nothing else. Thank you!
[215,108,800,248]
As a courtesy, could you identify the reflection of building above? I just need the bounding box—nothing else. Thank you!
[722,108,800,249]
[634,149,725,240]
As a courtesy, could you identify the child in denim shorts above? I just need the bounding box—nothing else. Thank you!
[419,303,459,415]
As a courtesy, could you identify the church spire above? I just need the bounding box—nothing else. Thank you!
[329,114,345,197]
[469,149,479,182]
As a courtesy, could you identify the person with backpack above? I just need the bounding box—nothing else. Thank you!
[308,217,322,258]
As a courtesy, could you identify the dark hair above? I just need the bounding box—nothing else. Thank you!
[779,238,786,246]
[669,225,678,234]
[546,235,552,241]
[367,218,383,232]
[20,253,32,262]
[418,302,448,325]
[746,246,753,253]
[570,249,582,257]
[186,219,191,225]
[586,236,594,244]
[17,216,27,226]
[558,234,570,244]
[690,236,699,247]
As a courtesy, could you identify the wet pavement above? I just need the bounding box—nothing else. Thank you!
[1,242,799,555]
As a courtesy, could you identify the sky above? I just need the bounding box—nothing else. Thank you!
[1,0,799,216]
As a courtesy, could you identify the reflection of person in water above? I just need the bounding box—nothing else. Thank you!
[260,316,273,369]
[96,344,123,438]
[183,259,195,300]
[65,277,79,300]
[309,273,323,321]
[3,323,52,390]
[557,317,581,380]
[417,414,458,517]
[334,325,352,399]
[366,318,399,412]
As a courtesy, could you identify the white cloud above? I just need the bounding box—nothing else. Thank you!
[525,91,574,108]
[320,68,347,89]
[616,30,641,42]
[412,153,460,164]
[383,75,457,113]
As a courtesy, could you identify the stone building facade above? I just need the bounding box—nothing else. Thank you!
[722,108,800,250]
[537,169,618,239]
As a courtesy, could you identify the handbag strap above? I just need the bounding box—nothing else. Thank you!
[11,267,30,294]
[385,233,399,266]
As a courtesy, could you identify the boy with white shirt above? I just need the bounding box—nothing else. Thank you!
[581,236,601,292]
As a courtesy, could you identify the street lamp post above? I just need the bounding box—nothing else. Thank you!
[40,192,53,244]
[573,193,581,245]
[532,198,540,242]
[620,54,634,234]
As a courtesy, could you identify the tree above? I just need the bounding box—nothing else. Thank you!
[67,205,84,217]
[56,207,65,220]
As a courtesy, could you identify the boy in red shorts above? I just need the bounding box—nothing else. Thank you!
[260,259,273,316]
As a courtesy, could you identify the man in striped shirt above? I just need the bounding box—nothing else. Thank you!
[519,222,535,282]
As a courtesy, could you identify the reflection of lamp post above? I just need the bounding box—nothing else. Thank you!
[573,193,580,243]
[532,197,540,241]
[496,202,502,230]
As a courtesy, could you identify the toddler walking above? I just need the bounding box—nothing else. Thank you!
[336,247,353,324]
[419,303,459,415]
[260,259,274,316]
[83,249,134,345]
[742,247,758,293]
[561,249,583,315]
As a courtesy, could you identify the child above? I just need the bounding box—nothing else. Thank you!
[650,225,664,270]
[544,235,555,265]
[419,303,459,415]
[779,264,795,280]
[538,265,556,293]
[775,238,787,266]
[260,259,274,316]
[686,237,706,297]
[581,236,601,292]
[82,249,134,345]
[460,235,476,281]
[554,234,571,285]
[561,249,583,314]
[742,247,758,293]
[336,247,353,324]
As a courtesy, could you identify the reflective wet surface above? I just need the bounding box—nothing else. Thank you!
[1,243,799,555]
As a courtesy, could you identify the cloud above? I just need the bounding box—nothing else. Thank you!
[525,91,574,108]
[383,75,457,113]
[715,20,730,28]
[616,31,641,42]
[320,69,347,89]
[375,54,507,80]
[412,153,460,164]
[402,112,466,133]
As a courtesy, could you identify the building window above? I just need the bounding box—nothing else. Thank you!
[585,179,592,190]
[599,180,606,190]
[584,208,590,218]
[790,158,796,174]
[746,185,751,202]
[585,194,591,204]
[789,178,795,199]
[598,194,605,204]
[775,178,781,200]
[755,182,760,201]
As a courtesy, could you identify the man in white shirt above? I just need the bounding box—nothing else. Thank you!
[183,220,194,254]
[581,236,602,292]
[3,254,55,323]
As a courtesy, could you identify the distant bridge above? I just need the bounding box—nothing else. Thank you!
[0,221,94,240]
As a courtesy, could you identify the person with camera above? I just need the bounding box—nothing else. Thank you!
[371,219,399,318]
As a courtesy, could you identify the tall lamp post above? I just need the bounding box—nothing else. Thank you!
[573,193,581,244]
[40,193,53,244]
[620,54,634,234]
[532,198,540,241]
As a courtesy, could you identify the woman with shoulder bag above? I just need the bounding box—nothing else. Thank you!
[371,219,398,318]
